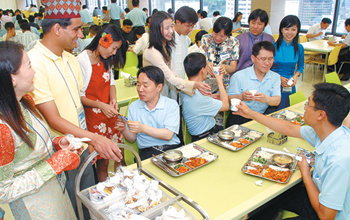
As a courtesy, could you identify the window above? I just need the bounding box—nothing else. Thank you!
[336,0,350,34]
[237,0,251,24]
[175,0,200,12]
[284,0,349,35]
[150,0,172,12]
[203,0,230,18]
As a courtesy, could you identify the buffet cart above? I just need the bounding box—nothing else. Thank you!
[74,144,210,219]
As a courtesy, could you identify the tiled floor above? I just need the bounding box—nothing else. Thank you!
[296,64,350,98]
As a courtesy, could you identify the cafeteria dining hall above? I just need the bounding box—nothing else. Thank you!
[1,0,350,219]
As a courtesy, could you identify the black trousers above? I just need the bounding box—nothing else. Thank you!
[138,144,181,161]
[249,182,319,220]
[110,19,121,28]
[226,106,278,127]
[191,124,224,142]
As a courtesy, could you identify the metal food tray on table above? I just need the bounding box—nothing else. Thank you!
[75,144,210,220]
[151,143,218,177]
[207,124,264,151]
[271,109,305,125]
[241,147,298,184]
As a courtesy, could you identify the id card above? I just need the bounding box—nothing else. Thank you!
[57,172,67,193]
[282,87,292,93]
[77,106,87,130]
[220,53,230,60]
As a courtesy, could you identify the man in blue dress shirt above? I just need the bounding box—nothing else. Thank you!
[108,0,125,28]
[125,0,147,28]
[117,66,181,160]
[235,83,350,220]
[227,41,281,126]
[80,5,94,26]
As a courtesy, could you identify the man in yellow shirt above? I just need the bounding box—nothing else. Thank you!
[28,0,122,218]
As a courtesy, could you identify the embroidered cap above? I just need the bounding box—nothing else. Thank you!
[41,0,81,19]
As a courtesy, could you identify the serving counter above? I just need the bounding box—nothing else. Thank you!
[135,102,313,219]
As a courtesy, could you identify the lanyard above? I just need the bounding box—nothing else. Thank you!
[249,32,264,46]
[22,103,55,157]
[52,60,80,110]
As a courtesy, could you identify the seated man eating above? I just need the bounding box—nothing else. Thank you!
[227,41,281,126]
[235,83,350,220]
[181,52,229,141]
[117,66,181,160]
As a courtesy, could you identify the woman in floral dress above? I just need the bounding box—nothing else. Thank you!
[0,41,80,219]
[78,24,128,182]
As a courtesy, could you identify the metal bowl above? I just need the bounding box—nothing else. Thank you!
[271,114,286,120]
[272,154,293,168]
[163,150,183,163]
[218,130,235,141]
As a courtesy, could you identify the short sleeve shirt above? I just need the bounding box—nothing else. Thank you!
[300,125,350,219]
[200,34,239,86]
[343,32,350,46]
[125,8,147,27]
[28,41,84,134]
[227,65,281,113]
[108,4,124,20]
[181,89,222,135]
[307,23,325,41]
[127,95,180,149]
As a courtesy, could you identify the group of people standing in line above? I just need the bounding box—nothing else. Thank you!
[0,1,350,220]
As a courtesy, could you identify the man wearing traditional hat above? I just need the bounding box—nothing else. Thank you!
[28,0,123,218]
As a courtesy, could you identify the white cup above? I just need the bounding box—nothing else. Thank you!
[230,98,241,111]
[249,90,257,96]
[213,66,220,75]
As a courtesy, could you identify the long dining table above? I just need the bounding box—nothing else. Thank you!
[135,102,314,220]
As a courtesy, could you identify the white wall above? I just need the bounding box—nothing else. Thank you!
[0,0,17,10]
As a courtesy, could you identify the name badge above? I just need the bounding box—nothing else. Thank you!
[220,53,230,60]
[77,106,87,130]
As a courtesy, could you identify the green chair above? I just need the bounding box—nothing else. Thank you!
[282,210,299,219]
[325,71,341,85]
[124,51,139,68]
[289,91,306,106]
[181,116,192,145]
[223,111,230,129]
[123,97,139,165]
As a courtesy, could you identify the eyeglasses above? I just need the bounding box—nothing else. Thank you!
[255,56,274,63]
[304,100,318,109]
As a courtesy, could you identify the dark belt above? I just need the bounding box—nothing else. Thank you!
[139,144,180,153]
[191,124,223,140]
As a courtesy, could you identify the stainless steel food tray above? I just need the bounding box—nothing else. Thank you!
[271,109,305,125]
[151,143,218,177]
[241,147,298,184]
[74,144,210,219]
[207,124,264,151]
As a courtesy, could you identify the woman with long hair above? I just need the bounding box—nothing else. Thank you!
[143,11,210,100]
[0,41,79,219]
[271,15,304,109]
[232,12,242,33]
[77,24,128,182]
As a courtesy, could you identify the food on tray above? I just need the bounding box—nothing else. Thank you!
[163,150,183,163]
[272,154,293,167]
[250,161,264,169]
[262,167,291,183]
[200,152,216,162]
[238,138,251,145]
[244,167,262,175]
[284,110,298,120]
[244,136,255,142]
[252,151,273,164]
[185,157,207,168]
[230,141,244,148]
[248,131,262,138]
[290,120,301,125]
[174,164,189,173]
[179,144,201,158]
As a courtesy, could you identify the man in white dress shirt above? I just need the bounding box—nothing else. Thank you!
[170,6,198,100]
[199,11,213,32]
[306,18,331,41]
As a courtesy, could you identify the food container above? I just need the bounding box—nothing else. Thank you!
[241,147,297,183]
[151,143,218,177]
[217,130,235,141]
[272,154,293,168]
[272,110,305,125]
[163,150,183,163]
[124,76,137,87]
[207,124,264,152]
[267,133,288,145]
